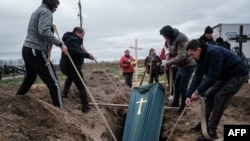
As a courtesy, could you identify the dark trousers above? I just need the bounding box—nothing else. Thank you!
[124,72,133,88]
[63,77,73,94]
[61,66,89,108]
[62,65,85,95]
[205,74,248,132]
[149,74,159,83]
[16,47,63,108]
[173,65,195,109]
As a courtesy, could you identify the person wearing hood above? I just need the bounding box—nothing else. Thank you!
[60,27,94,113]
[215,37,231,50]
[199,26,216,45]
[160,25,196,115]
[119,50,136,88]
[185,39,248,141]
[16,0,68,109]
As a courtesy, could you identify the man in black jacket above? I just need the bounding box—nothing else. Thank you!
[60,27,94,113]
[185,39,248,141]
[199,26,216,45]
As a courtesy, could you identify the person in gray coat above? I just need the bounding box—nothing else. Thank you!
[160,25,196,115]
[16,0,68,109]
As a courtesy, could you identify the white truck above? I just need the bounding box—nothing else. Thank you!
[212,23,250,59]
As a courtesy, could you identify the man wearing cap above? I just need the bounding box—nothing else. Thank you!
[199,26,216,45]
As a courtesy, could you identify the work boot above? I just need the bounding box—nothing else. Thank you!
[190,122,202,132]
[81,107,90,113]
[196,130,218,141]
[208,130,218,139]
[196,134,208,141]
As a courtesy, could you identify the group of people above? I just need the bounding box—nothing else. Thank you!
[160,25,248,141]
[16,0,94,113]
[119,48,162,88]
[16,0,248,141]
[120,25,248,141]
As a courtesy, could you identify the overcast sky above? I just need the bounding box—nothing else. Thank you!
[1,0,250,64]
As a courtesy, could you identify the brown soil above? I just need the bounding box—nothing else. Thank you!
[0,71,249,141]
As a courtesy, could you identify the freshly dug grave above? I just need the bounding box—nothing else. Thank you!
[0,71,249,141]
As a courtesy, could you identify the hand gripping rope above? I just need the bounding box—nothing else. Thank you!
[167,96,224,141]
[199,96,224,141]
[92,58,129,102]
[53,25,118,141]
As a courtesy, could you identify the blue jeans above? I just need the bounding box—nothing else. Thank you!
[173,65,195,109]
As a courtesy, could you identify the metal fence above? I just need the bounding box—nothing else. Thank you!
[0,65,25,80]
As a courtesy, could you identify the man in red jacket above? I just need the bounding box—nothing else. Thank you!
[119,50,136,88]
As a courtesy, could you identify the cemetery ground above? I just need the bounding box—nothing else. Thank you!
[0,61,249,141]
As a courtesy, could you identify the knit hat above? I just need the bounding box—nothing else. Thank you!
[204,26,213,34]
[42,0,60,11]
[160,25,175,39]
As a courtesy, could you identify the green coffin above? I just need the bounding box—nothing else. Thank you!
[122,83,165,141]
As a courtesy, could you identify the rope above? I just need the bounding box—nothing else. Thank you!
[199,96,224,141]
[93,59,129,103]
[166,98,224,141]
[67,53,118,141]
[166,106,187,141]
[53,25,118,141]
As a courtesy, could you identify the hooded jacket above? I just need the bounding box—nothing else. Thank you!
[42,0,59,11]
[60,32,90,70]
[186,44,249,97]
[160,25,195,68]
[23,4,62,53]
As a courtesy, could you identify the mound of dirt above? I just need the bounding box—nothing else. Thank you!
[0,71,130,141]
[0,71,249,141]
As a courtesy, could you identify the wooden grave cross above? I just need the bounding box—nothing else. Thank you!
[130,39,143,82]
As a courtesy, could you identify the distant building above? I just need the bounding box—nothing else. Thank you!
[212,23,250,59]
